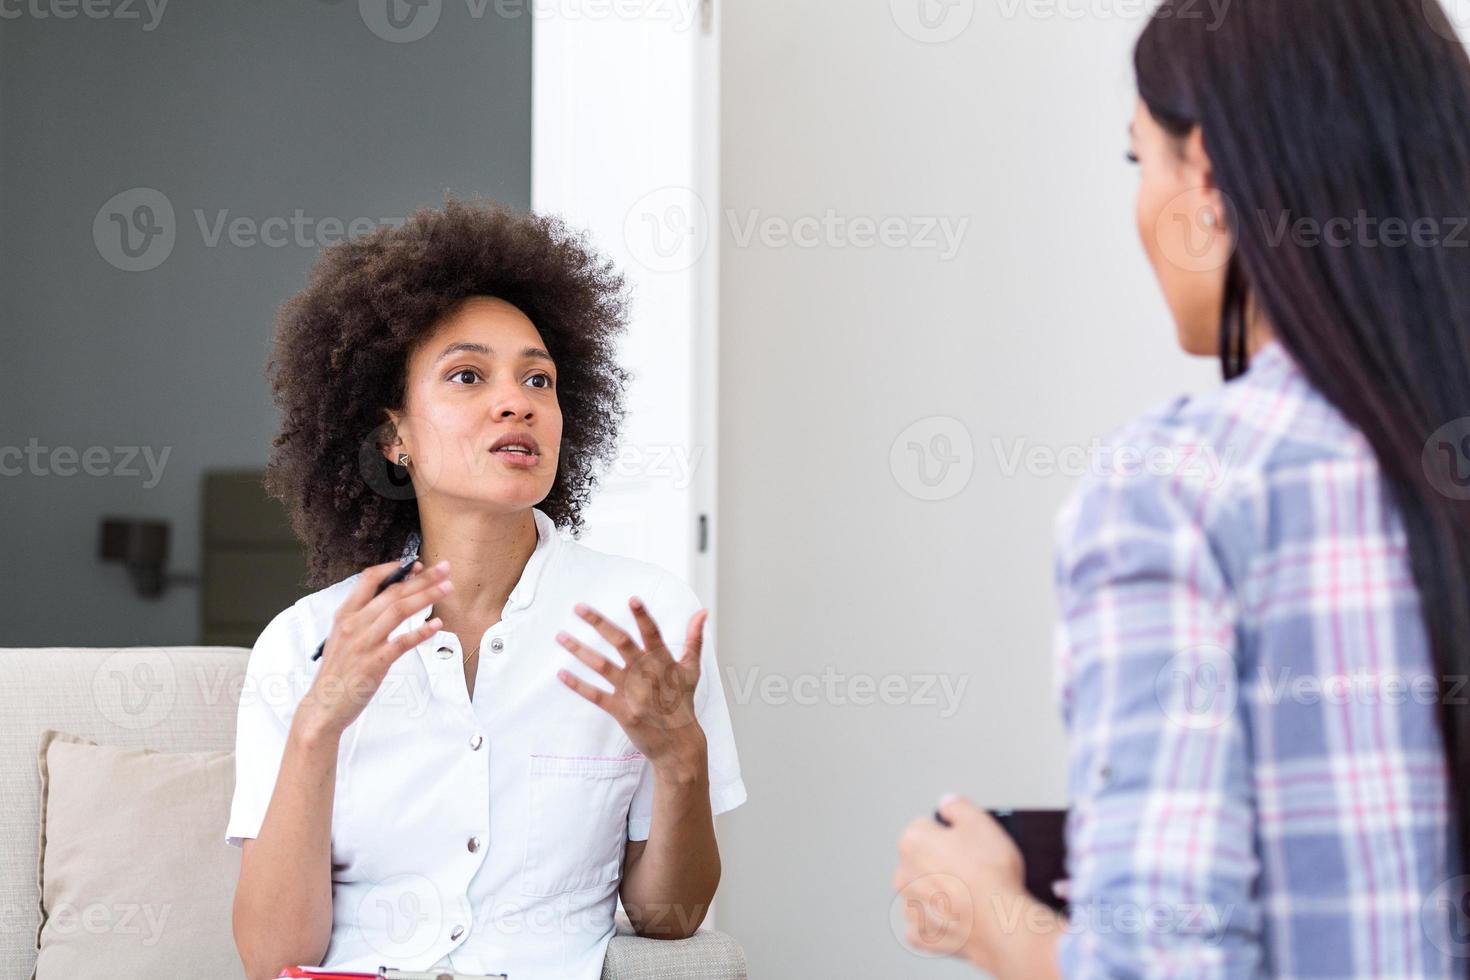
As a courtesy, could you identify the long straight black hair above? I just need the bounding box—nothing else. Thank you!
[1137,0,1470,913]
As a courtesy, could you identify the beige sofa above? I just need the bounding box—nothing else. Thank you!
[0,647,746,980]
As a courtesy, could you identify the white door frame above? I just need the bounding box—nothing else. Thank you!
[530,0,726,929]
[532,0,720,605]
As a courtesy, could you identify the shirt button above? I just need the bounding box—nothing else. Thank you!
[469,733,484,750]
[450,924,465,941]
[436,646,455,660]
[489,637,504,654]
[468,836,481,852]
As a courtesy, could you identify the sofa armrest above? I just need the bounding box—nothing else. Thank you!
[601,921,747,980]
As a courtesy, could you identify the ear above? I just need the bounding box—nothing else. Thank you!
[1181,126,1225,216]
[378,408,406,465]
[1180,126,1214,185]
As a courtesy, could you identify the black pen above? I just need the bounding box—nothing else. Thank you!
[310,555,420,661]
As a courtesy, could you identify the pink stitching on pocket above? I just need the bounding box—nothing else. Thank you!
[530,752,644,762]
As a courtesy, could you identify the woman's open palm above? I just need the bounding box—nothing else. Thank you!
[555,597,706,763]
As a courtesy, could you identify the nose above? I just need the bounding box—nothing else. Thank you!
[490,377,534,421]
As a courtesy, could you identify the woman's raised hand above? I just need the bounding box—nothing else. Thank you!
[555,598,708,771]
[298,559,452,739]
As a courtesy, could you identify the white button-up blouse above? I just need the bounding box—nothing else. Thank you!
[225,508,747,979]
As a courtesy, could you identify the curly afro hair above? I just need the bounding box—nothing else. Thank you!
[265,199,630,586]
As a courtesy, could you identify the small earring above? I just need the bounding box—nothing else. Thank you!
[1201,210,1219,228]
[397,453,411,467]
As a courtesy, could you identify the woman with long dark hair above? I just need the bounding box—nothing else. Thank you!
[892,1,1470,975]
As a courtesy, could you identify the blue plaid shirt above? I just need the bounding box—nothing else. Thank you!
[1053,341,1459,978]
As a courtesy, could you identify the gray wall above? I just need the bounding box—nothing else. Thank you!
[0,3,530,646]
[714,1,1219,976]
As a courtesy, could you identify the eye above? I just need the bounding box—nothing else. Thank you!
[526,372,555,390]
[448,368,482,385]
[1125,150,1140,165]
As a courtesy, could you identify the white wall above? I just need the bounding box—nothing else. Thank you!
[715,1,1217,976]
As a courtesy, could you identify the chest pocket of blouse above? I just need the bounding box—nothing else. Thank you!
[520,753,644,896]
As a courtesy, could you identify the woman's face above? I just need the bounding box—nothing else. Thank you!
[385,296,563,515]
[1131,97,1233,356]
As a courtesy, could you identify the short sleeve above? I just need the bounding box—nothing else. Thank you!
[225,605,310,848]
[627,575,746,841]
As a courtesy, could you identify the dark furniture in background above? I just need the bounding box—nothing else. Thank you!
[202,470,310,647]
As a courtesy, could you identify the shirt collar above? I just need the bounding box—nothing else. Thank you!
[506,507,559,612]
[1247,338,1294,379]
[393,507,560,646]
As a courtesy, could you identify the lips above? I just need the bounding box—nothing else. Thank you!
[489,432,540,465]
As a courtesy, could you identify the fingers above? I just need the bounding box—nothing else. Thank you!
[342,559,414,615]
[329,561,423,654]
[573,603,644,663]
[628,597,667,655]
[556,667,624,719]
[682,608,708,672]
[898,815,942,863]
[556,629,624,681]
[361,562,452,647]
[934,794,983,828]
[387,615,444,659]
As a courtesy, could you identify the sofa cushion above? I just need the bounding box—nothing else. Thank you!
[0,646,249,979]
[33,729,244,980]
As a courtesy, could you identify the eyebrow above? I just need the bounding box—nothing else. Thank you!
[433,342,554,365]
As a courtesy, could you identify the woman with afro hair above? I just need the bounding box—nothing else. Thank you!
[223,200,746,980]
